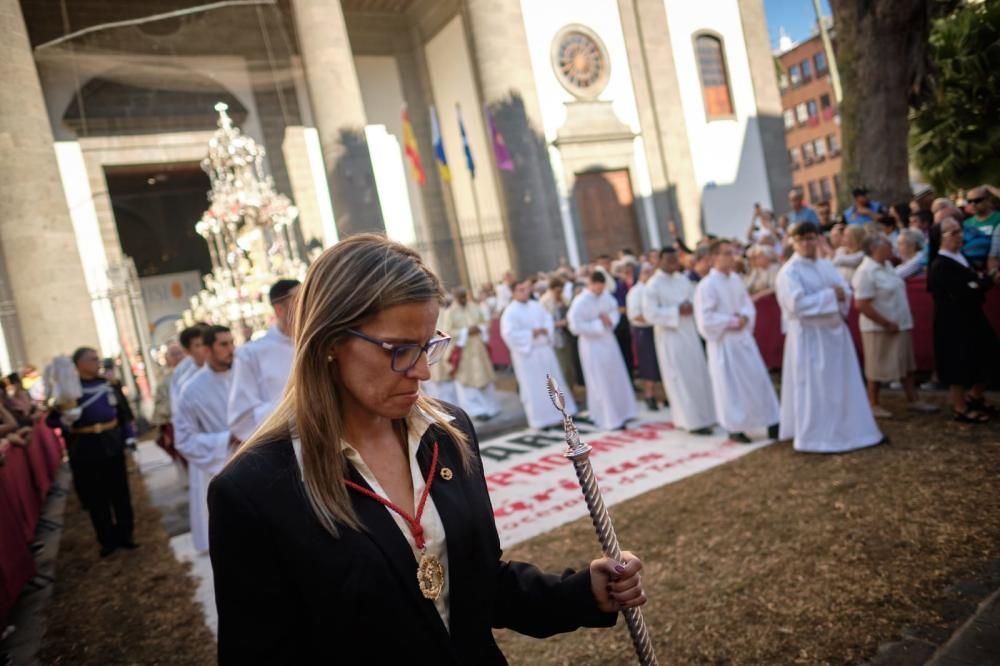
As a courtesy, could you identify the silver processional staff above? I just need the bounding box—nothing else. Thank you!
[545,375,658,666]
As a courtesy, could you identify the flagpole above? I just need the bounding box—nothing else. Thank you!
[468,175,492,285]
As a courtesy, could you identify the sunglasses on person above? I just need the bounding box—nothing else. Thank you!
[966,197,986,204]
[346,329,452,373]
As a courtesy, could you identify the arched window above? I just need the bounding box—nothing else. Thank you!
[694,34,734,119]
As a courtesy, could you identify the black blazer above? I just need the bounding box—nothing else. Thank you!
[928,254,998,386]
[208,405,616,664]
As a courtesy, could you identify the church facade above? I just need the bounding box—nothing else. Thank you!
[0,0,788,377]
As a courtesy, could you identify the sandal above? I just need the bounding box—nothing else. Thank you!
[965,396,997,417]
[952,408,990,424]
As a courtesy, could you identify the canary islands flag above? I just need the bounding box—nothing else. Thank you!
[429,105,450,182]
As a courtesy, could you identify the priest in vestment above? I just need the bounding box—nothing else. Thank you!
[175,325,237,553]
[694,240,780,443]
[228,279,299,442]
[422,306,458,404]
[443,288,499,420]
[500,278,577,428]
[775,222,884,453]
[641,249,716,434]
[567,271,637,430]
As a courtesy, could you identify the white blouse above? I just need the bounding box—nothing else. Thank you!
[292,409,452,630]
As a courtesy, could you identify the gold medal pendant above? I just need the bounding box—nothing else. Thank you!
[417,551,444,600]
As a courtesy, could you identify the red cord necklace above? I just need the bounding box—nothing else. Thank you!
[344,441,444,600]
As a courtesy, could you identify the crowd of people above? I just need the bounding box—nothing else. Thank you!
[431,184,1000,452]
[7,183,997,660]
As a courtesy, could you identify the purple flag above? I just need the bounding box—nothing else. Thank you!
[484,105,514,172]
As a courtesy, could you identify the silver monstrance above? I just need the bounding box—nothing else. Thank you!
[546,375,658,666]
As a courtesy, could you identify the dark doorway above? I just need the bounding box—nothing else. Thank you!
[105,162,213,278]
[572,169,643,262]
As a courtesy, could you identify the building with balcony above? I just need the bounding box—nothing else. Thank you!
[776,28,842,211]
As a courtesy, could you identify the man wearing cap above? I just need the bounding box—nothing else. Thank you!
[775,222,884,453]
[843,187,883,225]
[227,279,300,442]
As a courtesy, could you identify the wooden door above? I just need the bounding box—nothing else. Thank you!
[572,169,642,262]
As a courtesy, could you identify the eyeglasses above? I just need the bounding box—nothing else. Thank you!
[346,329,452,373]
[966,197,985,204]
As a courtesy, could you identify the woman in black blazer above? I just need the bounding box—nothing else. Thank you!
[927,218,999,422]
[209,235,645,664]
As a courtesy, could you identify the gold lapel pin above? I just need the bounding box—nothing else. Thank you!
[439,467,453,481]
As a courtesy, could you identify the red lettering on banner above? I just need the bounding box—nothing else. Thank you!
[485,471,518,491]
[587,439,625,454]
[532,488,556,503]
[622,427,659,440]
[494,500,533,518]
[539,453,571,468]
[604,460,640,475]
[642,421,675,431]
[510,462,553,477]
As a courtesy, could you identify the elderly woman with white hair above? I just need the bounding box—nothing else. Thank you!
[895,229,926,280]
[743,244,780,300]
[852,233,938,418]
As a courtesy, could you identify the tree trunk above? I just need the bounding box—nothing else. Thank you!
[829,0,933,207]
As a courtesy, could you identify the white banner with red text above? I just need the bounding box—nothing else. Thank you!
[480,408,772,548]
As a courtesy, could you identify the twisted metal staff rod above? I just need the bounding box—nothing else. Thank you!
[546,375,658,666]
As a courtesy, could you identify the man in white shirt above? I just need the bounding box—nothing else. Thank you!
[641,249,716,434]
[775,222,884,453]
[694,240,780,443]
[567,271,638,430]
[500,278,578,428]
[175,325,237,554]
[228,279,300,442]
[852,235,937,418]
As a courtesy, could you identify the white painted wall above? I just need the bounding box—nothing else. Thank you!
[355,56,422,247]
[424,17,510,288]
[519,0,661,252]
[662,0,774,240]
[519,0,641,140]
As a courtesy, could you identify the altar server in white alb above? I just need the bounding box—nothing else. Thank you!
[694,240,780,443]
[641,248,716,434]
[500,277,578,428]
[227,279,299,442]
[443,287,499,420]
[775,222,884,453]
[175,325,237,553]
[567,271,637,430]
[170,325,208,414]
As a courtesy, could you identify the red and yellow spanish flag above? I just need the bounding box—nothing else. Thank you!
[401,104,426,186]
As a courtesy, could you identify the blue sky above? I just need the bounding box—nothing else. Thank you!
[763,0,832,50]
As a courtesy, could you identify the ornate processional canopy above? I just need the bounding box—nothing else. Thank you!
[182,102,307,339]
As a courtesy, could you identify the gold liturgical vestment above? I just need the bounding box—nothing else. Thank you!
[444,302,495,389]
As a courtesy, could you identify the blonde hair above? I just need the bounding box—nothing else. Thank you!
[844,224,868,251]
[233,234,470,537]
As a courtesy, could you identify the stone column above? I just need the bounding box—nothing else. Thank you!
[620,0,703,246]
[0,0,98,368]
[291,0,384,237]
[463,0,566,276]
[738,0,793,214]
